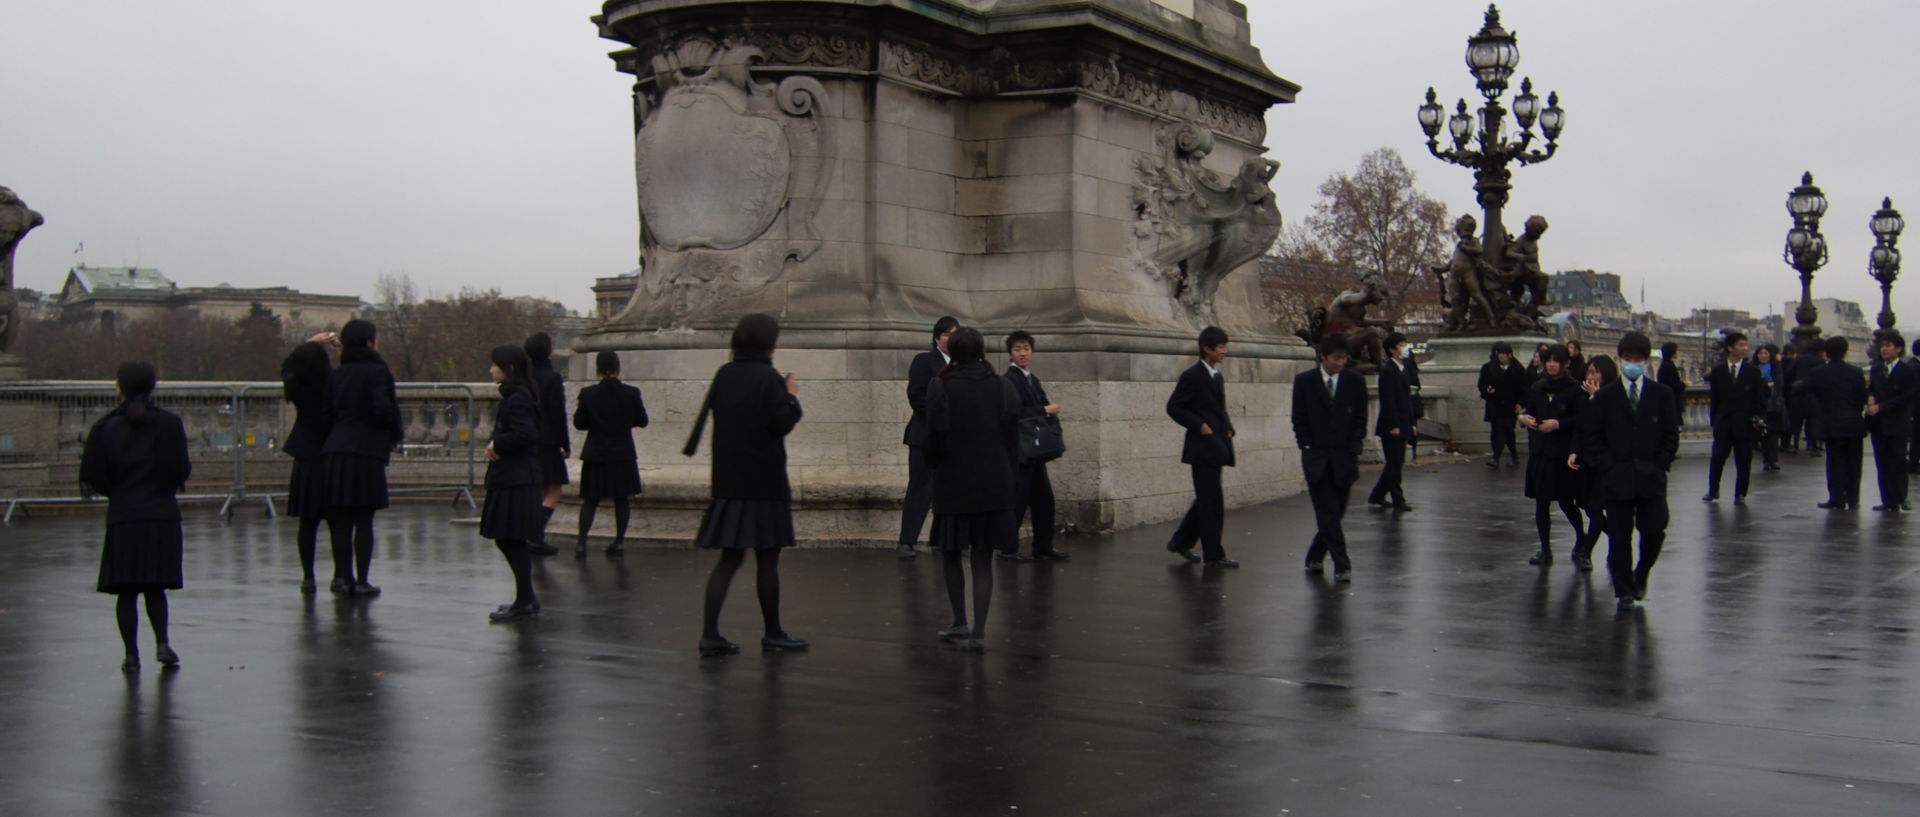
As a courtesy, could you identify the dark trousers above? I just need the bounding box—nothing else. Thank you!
[1304,477,1353,572]
[1604,495,1668,600]
[1824,437,1864,506]
[1707,430,1753,497]
[898,445,934,546]
[1872,433,1910,507]
[1367,435,1407,504]
[1907,423,1920,471]
[1169,464,1226,561]
[1489,419,1518,461]
[1760,430,1780,467]
[1009,462,1057,555]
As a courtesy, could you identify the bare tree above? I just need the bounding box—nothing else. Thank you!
[1281,148,1450,326]
[373,272,424,380]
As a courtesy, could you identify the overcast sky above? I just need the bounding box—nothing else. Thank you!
[4,1,1917,324]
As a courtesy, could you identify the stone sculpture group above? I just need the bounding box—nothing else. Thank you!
[0,185,45,362]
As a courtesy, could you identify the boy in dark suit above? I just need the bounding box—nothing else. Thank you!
[1165,326,1237,567]
[1002,331,1068,561]
[1703,330,1766,504]
[898,316,959,558]
[1367,332,1415,511]
[1574,331,1679,609]
[1294,334,1369,581]
[1798,336,1868,510]
[1867,331,1915,511]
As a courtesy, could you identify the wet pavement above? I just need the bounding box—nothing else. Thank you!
[1,450,1916,816]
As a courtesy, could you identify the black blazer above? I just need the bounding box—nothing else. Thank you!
[319,347,403,461]
[902,347,944,447]
[1657,359,1687,399]
[1374,359,1416,437]
[1478,360,1528,422]
[1579,377,1681,501]
[573,377,649,463]
[1292,366,1368,487]
[1870,358,1919,435]
[530,361,570,454]
[1523,375,1583,465]
[926,362,1020,514]
[80,402,192,525]
[486,387,543,488]
[1786,354,1823,420]
[1167,361,1235,468]
[1797,360,1868,440]
[280,343,331,461]
[1705,359,1767,437]
[704,355,803,501]
[1004,364,1051,420]
[1404,356,1426,420]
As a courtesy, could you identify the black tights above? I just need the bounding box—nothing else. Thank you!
[327,508,377,585]
[1535,497,1581,555]
[702,548,784,642]
[1579,504,1606,557]
[577,497,632,546]
[941,547,996,639]
[494,539,536,607]
[295,515,327,581]
[115,591,169,659]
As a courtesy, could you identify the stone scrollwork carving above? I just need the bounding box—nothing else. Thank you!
[617,36,832,327]
[0,186,45,355]
[1131,123,1283,321]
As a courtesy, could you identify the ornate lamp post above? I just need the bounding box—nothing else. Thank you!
[1417,5,1564,265]
[1784,172,1829,345]
[1868,197,1905,331]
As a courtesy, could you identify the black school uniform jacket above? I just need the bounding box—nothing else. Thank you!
[81,402,192,525]
[487,386,544,488]
[1292,367,1368,487]
[319,347,403,461]
[1167,361,1236,468]
[573,378,649,462]
[530,360,570,455]
[1580,377,1681,502]
[926,360,1020,514]
[705,355,803,501]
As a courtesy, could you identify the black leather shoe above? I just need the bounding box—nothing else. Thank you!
[350,582,381,597]
[1734,496,1746,506]
[300,577,317,595]
[575,542,588,558]
[1389,502,1415,512]
[1903,503,1913,512]
[527,542,560,557]
[1485,458,1499,469]
[761,634,809,651]
[698,638,741,656]
[1616,597,1637,610]
[937,625,971,642]
[121,658,139,674]
[156,645,180,667]
[329,577,352,595]
[1818,500,1845,509]
[1367,497,1390,507]
[1528,550,1550,566]
[1701,493,1718,503]
[1205,558,1240,568]
[1167,543,1201,563]
[488,602,538,623]
[1572,555,1594,572]
[1304,562,1325,573]
[1333,571,1353,583]
[965,639,986,654]
[605,540,625,555]
[494,601,541,614]
[996,551,1035,563]
[1034,549,1071,562]
[896,544,918,559]
[1873,504,1894,511]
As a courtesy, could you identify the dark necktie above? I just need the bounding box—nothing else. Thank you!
[1630,380,1641,410]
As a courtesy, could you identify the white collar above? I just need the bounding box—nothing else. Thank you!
[940,351,951,365]
[1011,363,1031,376]
[1203,359,1221,378]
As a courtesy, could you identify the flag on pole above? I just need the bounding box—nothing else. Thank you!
[73,242,83,254]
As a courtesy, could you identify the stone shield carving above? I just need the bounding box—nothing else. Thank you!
[1132,122,1283,321]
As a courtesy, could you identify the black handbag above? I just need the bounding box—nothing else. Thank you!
[1017,415,1066,465]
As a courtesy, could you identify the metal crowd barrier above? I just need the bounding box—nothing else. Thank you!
[1,381,482,524]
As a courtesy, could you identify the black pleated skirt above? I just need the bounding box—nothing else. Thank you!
[97,521,184,594]
[537,446,570,486]
[285,457,328,520]
[694,498,794,550]
[930,509,1013,553]
[480,484,546,541]
[1524,452,1578,502]
[320,453,389,510]
[579,461,641,500]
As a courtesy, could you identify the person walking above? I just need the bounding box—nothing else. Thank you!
[1866,331,1915,511]
[1294,335,1369,581]
[1000,330,1068,562]
[280,334,337,593]
[1166,326,1238,567]
[1656,341,1687,400]
[573,350,649,554]
[1702,330,1765,505]
[1568,355,1619,571]
[1572,332,1679,609]
[82,362,190,673]
[1478,342,1528,467]
[685,314,808,656]
[523,333,570,556]
[1754,344,1786,471]
[480,345,546,622]
[1366,332,1416,511]
[318,320,402,596]
[926,327,1021,653]
[1520,344,1583,566]
[897,316,958,559]
[1798,336,1868,510]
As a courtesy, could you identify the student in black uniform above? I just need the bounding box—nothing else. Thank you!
[481,345,546,622]
[926,327,1021,653]
[1866,331,1915,511]
[1754,344,1786,471]
[1367,332,1416,511]
[1799,336,1868,510]
[898,316,958,559]
[1520,344,1583,566]
[1574,332,1680,609]
[82,361,191,673]
[1166,326,1238,566]
[1478,342,1528,467]
[573,350,649,555]
[686,314,808,657]
[1568,355,1619,571]
[1656,341,1687,399]
[1000,330,1068,561]
[1702,330,1765,505]
[318,320,403,596]
[524,333,570,556]
[280,334,336,593]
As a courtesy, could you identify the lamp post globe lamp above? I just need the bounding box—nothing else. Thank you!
[1785,172,1829,346]
[1869,196,1904,331]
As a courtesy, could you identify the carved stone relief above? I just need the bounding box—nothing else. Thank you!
[0,186,45,355]
[1131,123,1282,321]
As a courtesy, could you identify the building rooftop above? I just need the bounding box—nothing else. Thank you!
[66,265,176,294]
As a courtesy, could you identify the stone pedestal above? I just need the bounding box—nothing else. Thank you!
[0,353,24,382]
[1420,335,1542,452]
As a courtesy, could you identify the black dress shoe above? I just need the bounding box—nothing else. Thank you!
[1205,558,1240,568]
[575,542,588,558]
[1389,502,1415,512]
[350,582,381,597]
[329,577,352,595]
[1528,550,1550,566]
[761,634,809,651]
[1034,549,1071,562]
[1616,597,1637,610]
[937,625,971,642]
[965,639,986,654]
[1485,458,1500,469]
[1701,493,1718,503]
[527,542,560,557]
[896,544,918,559]
[494,601,541,614]
[996,551,1035,563]
[605,540,625,555]
[1818,500,1845,509]
[1733,496,1746,506]
[1903,503,1913,512]
[488,602,538,623]
[1572,555,1594,572]
[156,645,180,667]
[1304,562,1325,573]
[1873,504,1894,511]
[1367,497,1390,507]
[300,577,317,595]
[121,658,139,674]
[1167,543,1201,563]
[698,638,741,656]
[1333,571,1353,583]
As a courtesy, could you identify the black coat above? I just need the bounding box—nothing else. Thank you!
[1167,361,1236,468]
[1374,359,1416,437]
[319,347,403,461]
[1869,358,1919,437]
[1292,366,1368,487]
[530,361,570,454]
[281,343,330,461]
[81,403,192,525]
[1004,364,1051,420]
[573,377,649,462]
[1478,360,1528,423]
[1797,359,1868,440]
[486,387,544,488]
[902,347,944,447]
[1786,354,1823,421]
[1657,358,1687,400]
[1580,377,1681,502]
[1404,356,1426,419]
[1523,375,1583,500]
[1705,359,1768,438]
[926,361,1020,514]
[703,355,803,501]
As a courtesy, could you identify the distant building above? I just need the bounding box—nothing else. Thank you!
[593,269,641,320]
[1547,270,1632,323]
[1784,298,1874,354]
[57,265,362,334]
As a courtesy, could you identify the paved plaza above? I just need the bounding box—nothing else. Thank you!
[1,451,1916,816]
